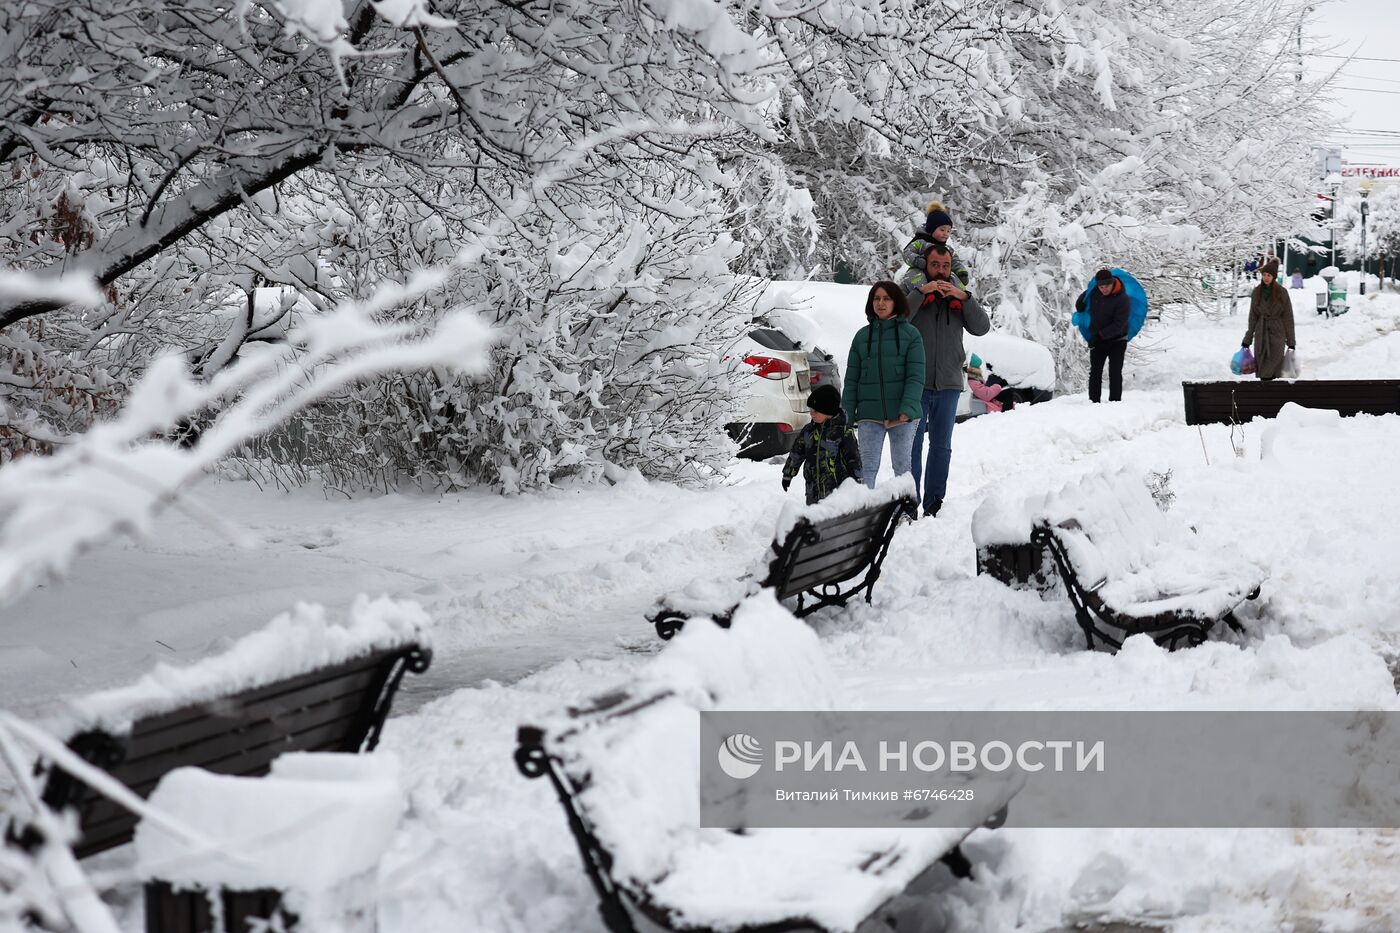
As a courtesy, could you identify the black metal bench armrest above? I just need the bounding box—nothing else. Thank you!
[515,727,637,933]
[361,645,433,752]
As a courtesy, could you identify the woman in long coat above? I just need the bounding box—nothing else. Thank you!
[1241,259,1295,380]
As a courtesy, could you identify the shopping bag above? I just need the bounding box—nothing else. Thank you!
[1230,346,1256,376]
[1281,348,1299,379]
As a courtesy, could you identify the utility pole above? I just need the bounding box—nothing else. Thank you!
[1296,15,1304,83]
[1295,6,1313,85]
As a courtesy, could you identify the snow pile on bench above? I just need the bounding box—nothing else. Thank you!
[134,751,404,891]
[1259,402,1348,461]
[659,476,915,618]
[538,591,1008,933]
[973,467,1263,620]
[771,473,916,543]
[35,595,431,739]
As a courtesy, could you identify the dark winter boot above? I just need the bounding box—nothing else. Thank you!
[924,497,943,519]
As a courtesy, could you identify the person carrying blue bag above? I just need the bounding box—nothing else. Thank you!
[1240,258,1295,381]
[1073,267,1147,403]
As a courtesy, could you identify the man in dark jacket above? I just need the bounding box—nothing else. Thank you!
[782,384,862,505]
[1077,268,1130,403]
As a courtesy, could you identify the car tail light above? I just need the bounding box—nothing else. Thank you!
[742,355,792,380]
[776,423,794,433]
[809,371,823,384]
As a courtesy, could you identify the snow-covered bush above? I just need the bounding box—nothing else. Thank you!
[238,174,754,492]
[0,321,126,463]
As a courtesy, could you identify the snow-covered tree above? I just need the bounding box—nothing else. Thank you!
[0,0,781,485]
[0,0,1342,480]
[953,0,1334,383]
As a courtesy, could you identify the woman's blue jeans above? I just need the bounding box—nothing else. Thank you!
[855,420,918,489]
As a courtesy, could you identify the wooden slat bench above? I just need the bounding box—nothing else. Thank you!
[975,541,1055,593]
[144,882,294,933]
[515,599,1017,933]
[974,468,1263,652]
[4,606,431,864]
[1182,379,1400,426]
[648,482,918,640]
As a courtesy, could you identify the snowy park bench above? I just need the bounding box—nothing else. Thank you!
[3,598,430,892]
[974,468,1263,651]
[648,480,918,640]
[516,596,1016,933]
[1182,378,1400,426]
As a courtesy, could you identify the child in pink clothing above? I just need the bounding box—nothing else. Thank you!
[965,357,1003,413]
[968,376,1003,413]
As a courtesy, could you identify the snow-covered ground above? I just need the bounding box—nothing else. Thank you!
[8,283,1400,931]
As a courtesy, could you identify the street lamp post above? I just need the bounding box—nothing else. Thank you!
[1330,181,1339,269]
[1361,197,1370,295]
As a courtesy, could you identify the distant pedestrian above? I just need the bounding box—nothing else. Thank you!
[1241,258,1296,381]
[781,384,862,505]
[898,201,971,293]
[904,245,990,518]
[843,282,925,490]
[1289,270,1304,289]
[1077,268,1131,403]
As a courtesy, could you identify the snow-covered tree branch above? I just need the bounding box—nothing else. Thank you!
[0,277,495,604]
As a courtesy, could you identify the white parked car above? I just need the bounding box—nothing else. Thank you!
[726,326,812,460]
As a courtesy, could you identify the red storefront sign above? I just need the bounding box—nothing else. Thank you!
[1342,165,1400,178]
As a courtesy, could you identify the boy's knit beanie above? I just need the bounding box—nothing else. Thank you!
[807,384,842,417]
[924,201,954,233]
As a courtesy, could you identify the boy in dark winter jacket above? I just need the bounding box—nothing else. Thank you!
[782,384,862,505]
[898,201,970,293]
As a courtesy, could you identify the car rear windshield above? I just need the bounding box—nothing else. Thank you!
[749,328,799,351]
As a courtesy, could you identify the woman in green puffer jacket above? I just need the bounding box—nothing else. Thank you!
[842,282,926,489]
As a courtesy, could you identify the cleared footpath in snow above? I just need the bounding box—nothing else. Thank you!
[0,473,786,713]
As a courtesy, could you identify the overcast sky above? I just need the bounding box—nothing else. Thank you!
[1309,0,1400,164]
